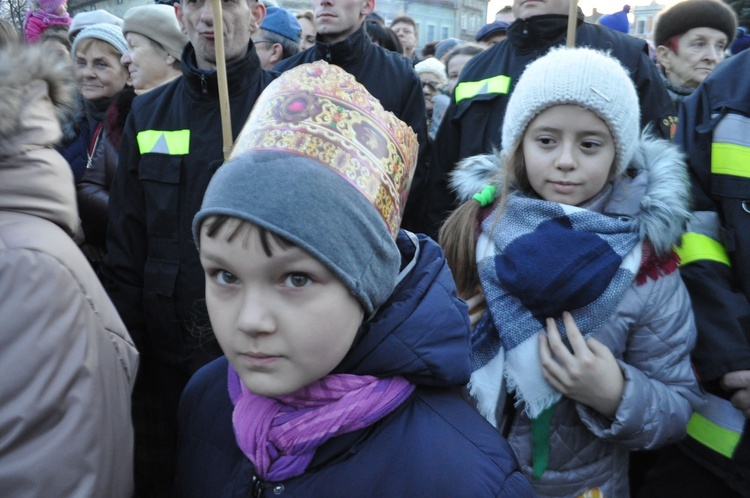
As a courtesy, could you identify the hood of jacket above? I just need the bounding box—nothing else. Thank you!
[334,231,473,387]
[450,132,690,257]
[0,45,80,238]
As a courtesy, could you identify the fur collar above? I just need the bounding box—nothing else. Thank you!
[449,132,689,257]
[0,44,76,141]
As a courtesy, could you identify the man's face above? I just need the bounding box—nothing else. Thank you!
[313,0,374,45]
[391,21,417,53]
[176,0,265,70]
[513,0,570,20]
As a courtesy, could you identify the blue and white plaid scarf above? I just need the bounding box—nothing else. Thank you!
[469,194,642,422]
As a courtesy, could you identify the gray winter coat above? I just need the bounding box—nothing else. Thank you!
[451,134,705,497]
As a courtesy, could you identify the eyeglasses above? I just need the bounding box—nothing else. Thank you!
[422,81,442,91]
[253,39,274,46]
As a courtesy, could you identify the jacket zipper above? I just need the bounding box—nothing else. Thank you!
[200,73,208,95]
[251,474,263,497]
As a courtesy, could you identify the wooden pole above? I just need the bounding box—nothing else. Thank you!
[211,0,233,161]
[566,0,578,48]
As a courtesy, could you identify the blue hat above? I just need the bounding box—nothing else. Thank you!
[261,6,302,44]
[475,21,509,42]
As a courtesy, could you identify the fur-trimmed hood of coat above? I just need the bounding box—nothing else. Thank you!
[449,132,690,257]
[0,44,81,238]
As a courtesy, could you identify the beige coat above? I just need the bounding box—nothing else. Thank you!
[0,45,139,497]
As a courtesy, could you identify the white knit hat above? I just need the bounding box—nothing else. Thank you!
[415,57,447,84]
[501,47,640,175]
[71,23,128,58]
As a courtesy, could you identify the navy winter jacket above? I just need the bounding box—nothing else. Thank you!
[175,232,535,497]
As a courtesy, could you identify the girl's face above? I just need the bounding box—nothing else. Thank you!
[298,17,316,50]
[522,104,615,206]
[447,53,473,92]
[75,42,129,101]
[200,221,365,397]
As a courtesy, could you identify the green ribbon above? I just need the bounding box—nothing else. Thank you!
[472,185,497,207]
[531,404,556,479]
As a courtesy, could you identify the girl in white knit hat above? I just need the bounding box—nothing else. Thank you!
[439,47,704,497]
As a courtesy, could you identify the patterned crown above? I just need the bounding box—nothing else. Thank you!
[230,61,419,238]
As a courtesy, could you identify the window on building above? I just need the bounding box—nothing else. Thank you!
[441,26,449,39]
[461,14,467,30]
[636,19,645,35]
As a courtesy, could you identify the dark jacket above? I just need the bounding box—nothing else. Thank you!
[670,49,750,495]
[275,26,430,234]
[175,232,535,497]
[101,42,276,372]
[427,14,676,237]
[76,86,136,246]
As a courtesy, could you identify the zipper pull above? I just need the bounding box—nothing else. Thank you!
[252,475,264,498]
[200,73,208,95]
[325,46,332,63]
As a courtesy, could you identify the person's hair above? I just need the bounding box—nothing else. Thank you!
[201,215,293,256]
[438,147,523,299]
[365,20,402,53]
[260,28,301,60]
[75,37,124,60]
[421,39,438,58]
[443,43,483,69]
[390,15,418,36]
[0,19,20,47]
[497,5,513,15]
[295,10,314,24]
[39,28,71,51]
[662,34,682,54]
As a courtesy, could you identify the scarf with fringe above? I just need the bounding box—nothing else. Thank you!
[228,365,414,482]
[469,194,642,422]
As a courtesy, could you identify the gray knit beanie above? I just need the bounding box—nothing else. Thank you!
[193,62,419,316]
[122,5,188,61]
[71,23,128,57]
[501,47,640,176]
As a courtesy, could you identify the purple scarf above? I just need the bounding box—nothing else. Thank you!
[228,365,415,482]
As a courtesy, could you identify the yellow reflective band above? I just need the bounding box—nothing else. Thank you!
[137,129,191,155]
[676,232,730,267]
[687,412,742,459]
[711,142,750,178]
[455,75,511,103]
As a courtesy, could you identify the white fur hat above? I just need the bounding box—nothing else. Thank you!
[501,47,640,175]
[415,57,447,84]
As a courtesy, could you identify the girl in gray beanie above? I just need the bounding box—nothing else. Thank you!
[440,47,703,497]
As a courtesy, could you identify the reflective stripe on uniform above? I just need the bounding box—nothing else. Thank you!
[712,113,750,178]
[455,75,511,103]
[687,392,745,459]
[676,232,730,267]
[137,129,191,155]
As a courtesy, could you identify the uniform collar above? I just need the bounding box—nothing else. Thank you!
[314,24,370,67]
[181,40,264,98]
[507,13,584,53]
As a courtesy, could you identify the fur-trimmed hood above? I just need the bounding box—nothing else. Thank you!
[449,132,690,257]
[0,44,81,238]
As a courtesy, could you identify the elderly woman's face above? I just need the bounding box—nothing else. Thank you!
[121,32,176,91]
[658,27,728,88]
[419,72,443,111]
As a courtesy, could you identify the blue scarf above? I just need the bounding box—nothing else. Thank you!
[469,193,642,421]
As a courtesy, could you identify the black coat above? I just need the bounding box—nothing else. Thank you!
[275,25,430,234]
[426,14,675,237]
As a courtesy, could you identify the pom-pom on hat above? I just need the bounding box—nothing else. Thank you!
[193,62,419,315]
[38,0,66,14]
[501,47,640,176]
[654,0,737,47]
[71,22,127,57]
[415,57,447,84]
[122,5,187,61]
[261,6,302,44]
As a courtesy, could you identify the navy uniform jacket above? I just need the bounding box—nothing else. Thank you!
[175,233,535,497]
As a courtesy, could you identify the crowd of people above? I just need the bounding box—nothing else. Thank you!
[0,0,748,496]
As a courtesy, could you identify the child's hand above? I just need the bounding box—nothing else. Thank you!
[464,291,486,327]
[539,312,624,418]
